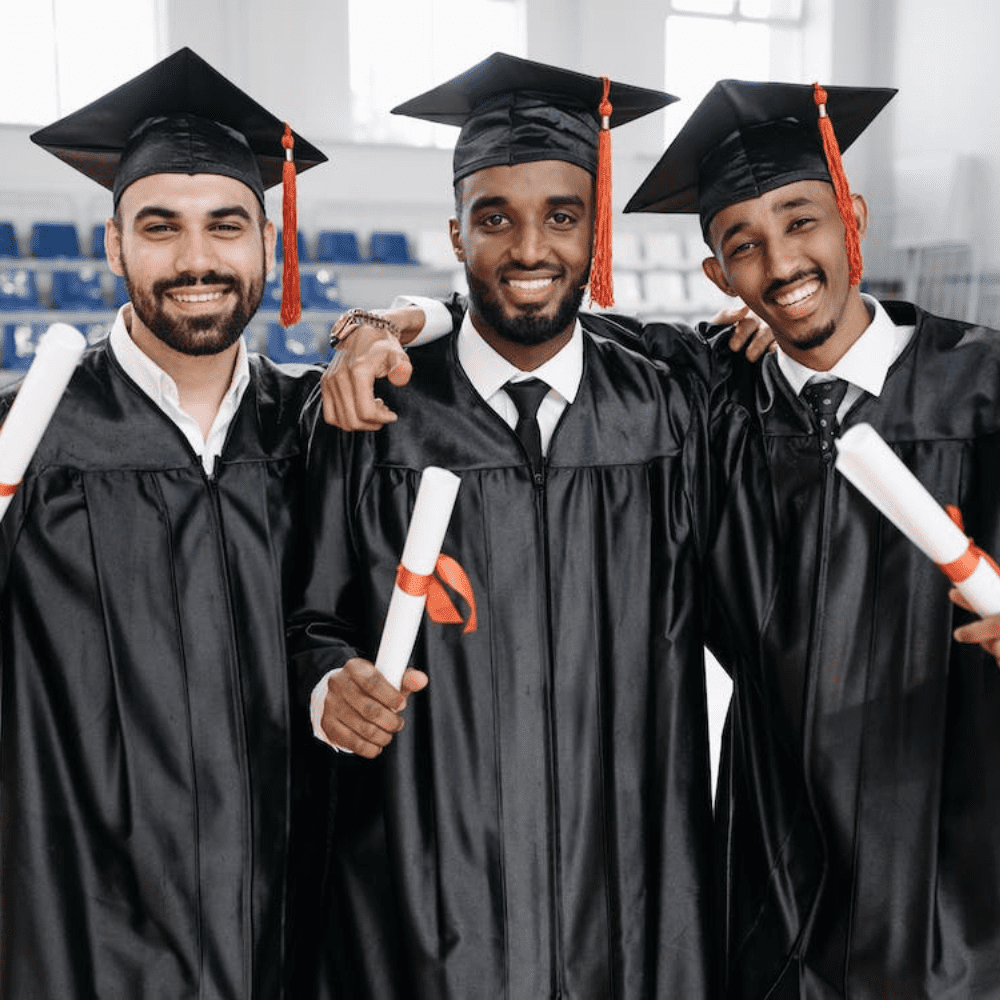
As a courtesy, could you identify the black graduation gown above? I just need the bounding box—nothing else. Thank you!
[704,302,1000,998]
[289,329,757,1000]
[0,342,321,999]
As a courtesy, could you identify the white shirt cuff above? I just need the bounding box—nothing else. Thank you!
[390,295,453,347]
[309,668,351,753]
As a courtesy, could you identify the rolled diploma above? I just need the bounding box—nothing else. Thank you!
[835,423,1000,616]
[374,466,462,688]
[0,323,86,522]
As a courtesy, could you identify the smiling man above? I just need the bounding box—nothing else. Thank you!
[624,80,1000,999]
[288,53,759,1000]
[0,49,328,999]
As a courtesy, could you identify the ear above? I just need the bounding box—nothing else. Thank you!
[702,254,738,297]
[449,218,465,262]
[105,217,124,277]
[851,193,869,239]
[263,218,277,275]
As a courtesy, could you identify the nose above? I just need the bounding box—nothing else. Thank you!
[173,229,218,276]
[509,220,549,268]
[763,235,804,284]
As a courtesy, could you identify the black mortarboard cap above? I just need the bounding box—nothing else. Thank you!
[30,47,327,209]
[623,79,896,239]
[391,52,677,182]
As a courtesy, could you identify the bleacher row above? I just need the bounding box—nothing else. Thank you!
[0,221,425,369]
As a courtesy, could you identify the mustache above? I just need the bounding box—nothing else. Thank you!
[500,261,563,278]
[152,271,239,297]
[764,268,824,301]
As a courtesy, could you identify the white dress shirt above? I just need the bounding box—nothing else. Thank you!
[774,294,915,418]
[108,304,251,476]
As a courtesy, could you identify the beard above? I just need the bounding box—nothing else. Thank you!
[122,259,265,357]
[466,264,588,347]
[764,267,839,352]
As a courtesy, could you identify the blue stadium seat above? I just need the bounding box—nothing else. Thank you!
[368,231,417,265]
[51,269,106,310]
[0,223,19,258]
[113,275,130,307]
[262,274,283,312]
[301,268,346,310]
[315,230,362,264]
[30,222,82,259]
[0,268,42,310]
[2,323,49,370]
[91,224,106,258]
[265,322,327,365]
[275,229,310,262]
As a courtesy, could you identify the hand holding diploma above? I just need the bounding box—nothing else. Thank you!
[314,466,476,755]
[0,323,86,521]
[835,423,1000,663]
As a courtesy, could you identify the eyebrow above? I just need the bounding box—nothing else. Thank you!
[133,204,254,222]
[717,194,820,248]
[469,193,587,214]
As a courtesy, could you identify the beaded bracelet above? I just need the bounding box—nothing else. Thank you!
[328,308,402,350]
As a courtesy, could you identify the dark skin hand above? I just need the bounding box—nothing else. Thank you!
[317,658,429,757]
[320,303,774,431]
[951,588,1000,666]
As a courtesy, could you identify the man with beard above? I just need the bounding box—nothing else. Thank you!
[620,80,1000,999]
[0,49,328,999]
[288,54,762,1000]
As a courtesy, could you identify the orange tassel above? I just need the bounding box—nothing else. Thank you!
[280,123,302,327]
[589,76,614,309]
[813,83,863,286]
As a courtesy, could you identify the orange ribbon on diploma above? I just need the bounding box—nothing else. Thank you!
[397,555,477,634]
[373,467,474,688]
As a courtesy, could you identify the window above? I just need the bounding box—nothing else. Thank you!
[664,0,805,143]
[349,0,527,147]
[0,0,163,126]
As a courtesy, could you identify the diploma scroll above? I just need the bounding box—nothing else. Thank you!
[374,466,463,689]
[835,423,1000,616]
[0,323,86,522]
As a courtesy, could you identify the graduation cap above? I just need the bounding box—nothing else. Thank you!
[30,47,328,326]
[393,52,678,308]
[624,80,896,286]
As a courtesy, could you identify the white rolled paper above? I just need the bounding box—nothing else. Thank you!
[0,323,86,522]
[374,466,462,688]
[835,423,1000,616]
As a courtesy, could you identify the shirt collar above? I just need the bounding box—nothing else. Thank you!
[776,294,914,397]
[108,303,251,411]
[457,311,584,404]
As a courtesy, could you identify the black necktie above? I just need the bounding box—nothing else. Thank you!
[801,377,849,461]
[504,378,550,472]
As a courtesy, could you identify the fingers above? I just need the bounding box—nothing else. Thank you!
[953,605,1000,666]
[710,304,749,327]
[949,587,973,613]
[320,321,412,430]
[742,321,776,362]
[320,658,416,758]
[400,667,429,694]
[718,305,774,362]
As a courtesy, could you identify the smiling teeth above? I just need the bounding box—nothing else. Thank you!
[775,280,820,306]
[508,278,554,290]
[171,290,226,303]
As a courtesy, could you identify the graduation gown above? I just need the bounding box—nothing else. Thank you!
[0,342,320,999]
[702,302,1000,998]
[289,328,757,1000]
